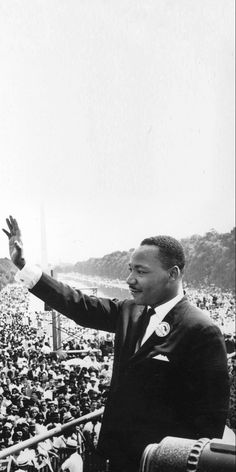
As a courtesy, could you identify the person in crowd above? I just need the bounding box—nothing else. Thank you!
[2,216,230,472]
[83,416,102,451]
[60,438,83,472]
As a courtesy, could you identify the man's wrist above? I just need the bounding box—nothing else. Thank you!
[15,263,43,289]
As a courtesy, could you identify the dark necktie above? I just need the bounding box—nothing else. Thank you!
[135,307,155,352]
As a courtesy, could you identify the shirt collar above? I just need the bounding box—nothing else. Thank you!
[149,290,184,323]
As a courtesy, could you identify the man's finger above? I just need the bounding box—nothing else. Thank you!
[2,228,11,238]
[9,215,16,229]
[9,215,21,234]
[6,217,13,232]
[12,217,21,233]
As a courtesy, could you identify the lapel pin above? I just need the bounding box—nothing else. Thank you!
[155,322,170,337]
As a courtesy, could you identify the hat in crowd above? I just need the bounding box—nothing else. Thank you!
[4,422,13,429]
[6,416,16,424]
[66,438,77,449]
[17,459,29,467]
[63,412,73,423]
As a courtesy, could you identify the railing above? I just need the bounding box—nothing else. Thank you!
[0,408,105,472]
[61,349,102,354]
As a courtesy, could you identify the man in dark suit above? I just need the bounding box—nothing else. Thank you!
[2,216,229,472]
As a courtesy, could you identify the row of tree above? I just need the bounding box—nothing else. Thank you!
[55,228,235,291]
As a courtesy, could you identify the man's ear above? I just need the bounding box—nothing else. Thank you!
[169,265,180,281]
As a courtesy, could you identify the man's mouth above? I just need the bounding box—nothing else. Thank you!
[129,288,142,294]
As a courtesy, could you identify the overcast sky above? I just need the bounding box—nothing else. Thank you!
[0,0,235,266]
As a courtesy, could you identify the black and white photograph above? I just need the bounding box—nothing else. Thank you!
[0,1,235,471]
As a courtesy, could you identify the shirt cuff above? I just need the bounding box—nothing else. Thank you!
[15,264,43,289]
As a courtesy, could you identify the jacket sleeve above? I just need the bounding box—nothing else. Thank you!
[186,324,230,439]
[30,272,121,333]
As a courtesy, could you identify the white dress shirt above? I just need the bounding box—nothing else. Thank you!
[141,291,184,345]
[15,264,43,289]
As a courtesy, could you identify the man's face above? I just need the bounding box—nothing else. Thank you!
[126,245,171,307]
[90,401,97,411]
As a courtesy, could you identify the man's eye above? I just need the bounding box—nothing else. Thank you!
[137,270,145,275]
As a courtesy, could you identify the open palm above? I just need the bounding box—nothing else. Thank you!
[2,216,25,269]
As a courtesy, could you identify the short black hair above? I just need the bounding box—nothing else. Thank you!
[140,235,185,272]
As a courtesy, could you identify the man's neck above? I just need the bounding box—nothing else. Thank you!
[153,287,184,309]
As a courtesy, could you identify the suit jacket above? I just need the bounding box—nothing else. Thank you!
[31,274,229,466]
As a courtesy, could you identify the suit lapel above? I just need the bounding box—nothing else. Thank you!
[120,305,147,362]
[129,329,165,364]
[128,298,185,365]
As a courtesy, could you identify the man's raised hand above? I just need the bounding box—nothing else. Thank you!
[2,216,25,269]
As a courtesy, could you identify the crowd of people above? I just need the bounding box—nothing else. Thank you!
[0,281,235,471]
[185,284,235,337]
[0,284,114,471]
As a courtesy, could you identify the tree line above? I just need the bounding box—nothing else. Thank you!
[55,228,235,291]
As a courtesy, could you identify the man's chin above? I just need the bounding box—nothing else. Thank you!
[130,291,145,304]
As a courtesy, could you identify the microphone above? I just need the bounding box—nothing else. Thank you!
[140,436,236,472]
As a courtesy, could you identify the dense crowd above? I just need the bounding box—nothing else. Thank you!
[0,284,114,471]
[0,282,235,471]
[185,284,235,337]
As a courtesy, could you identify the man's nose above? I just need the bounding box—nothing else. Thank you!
[126,271,136,285]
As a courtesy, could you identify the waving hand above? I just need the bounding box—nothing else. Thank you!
[2,216,26,269]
